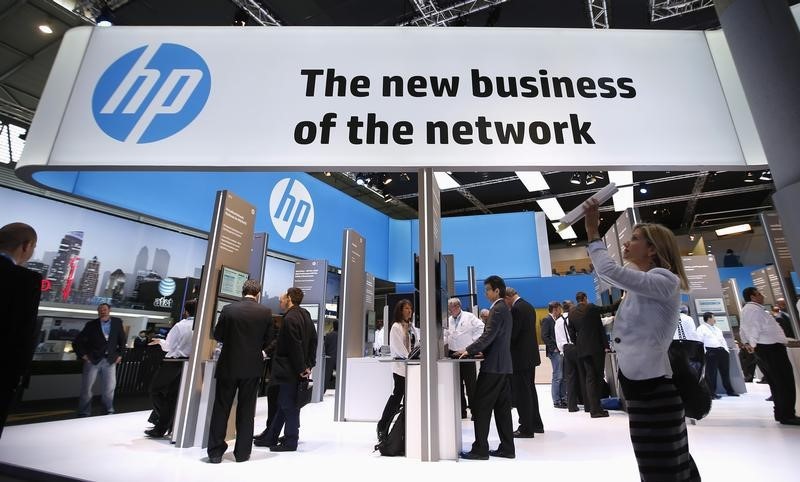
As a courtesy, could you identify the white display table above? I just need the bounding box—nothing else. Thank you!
[343,357,394,421]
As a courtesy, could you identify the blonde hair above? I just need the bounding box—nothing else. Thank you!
[634,223,689,291]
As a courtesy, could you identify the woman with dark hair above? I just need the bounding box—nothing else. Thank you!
[376,299,414,442]
[583,199,699,481]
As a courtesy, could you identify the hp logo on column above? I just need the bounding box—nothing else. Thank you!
[92,43,211,144]
[270,179,315,243]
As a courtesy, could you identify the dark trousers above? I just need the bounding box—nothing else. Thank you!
[378,373,405,433]
[459,362,477,417]
[254,382,281,440]
[324,357,337,391]
[471,372,514,456]
[580,352,606,415]
[511,369,543,433]
[563,344,586,411]
[755,343,797,421]
[207,377,260,459]
[704,348,735,395]
[264,382,301,448]
[739,349,757,382]
[148,361,184,433]
[0,385,16,439]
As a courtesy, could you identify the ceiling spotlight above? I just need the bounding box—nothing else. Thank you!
[638,182,648,194]
[233,8,248,26]
[400,172,411,182]
[759,170,772,181]
[383,193,393,203]
[96,6,114,26]
[38,24,53,34]
[323,171,332,177]
[744,172,755,183]
[570,172,582,185]
[382,175,393,185]
[585,173,597,185]
[355,173,365,185]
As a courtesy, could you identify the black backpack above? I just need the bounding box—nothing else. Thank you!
[375,406,405,456]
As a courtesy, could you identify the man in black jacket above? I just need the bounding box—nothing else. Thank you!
[505,287,544,437]
[0,223,41,438]
[568,291,611,418]
[207,279,273,463]
[455,275,515,460]
[259,287,317,452]
[323,320,338,392]
[73,303,127,417]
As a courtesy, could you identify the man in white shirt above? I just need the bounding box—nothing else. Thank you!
[373,320,385,354]
[557,301,583,412]
[145,299,196,437]
[740,287,800,425]
[696,312,737,399]
[445,298,485,418]
[674,305,701,342]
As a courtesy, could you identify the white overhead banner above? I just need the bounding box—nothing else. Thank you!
[20,26,749,174]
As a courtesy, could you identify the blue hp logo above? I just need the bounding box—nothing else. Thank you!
[92,43,210,144]
[269,178,315,243]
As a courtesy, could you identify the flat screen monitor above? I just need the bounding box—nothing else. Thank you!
[218,266,249,300]
[301,303,319,322]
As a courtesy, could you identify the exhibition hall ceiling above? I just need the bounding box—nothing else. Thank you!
[0,0,785,246]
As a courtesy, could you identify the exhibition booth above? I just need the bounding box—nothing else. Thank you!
[4,21,799,469]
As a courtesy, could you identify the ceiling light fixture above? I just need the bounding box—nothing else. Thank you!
[744,172,755,183]
[96,6,114,26]
[759,170,772,181]
[585,173,597,185]
[570,172,582,185]
[552,222,577,240]
[715,223,752,237]
[323,171,332,177]
[382,175,393,185]
[38,24,53,34]
[516,171,549,192]
[607,171,633,212]
[638,182,648,194]
[536,197,566,221]
[433,172,460,190]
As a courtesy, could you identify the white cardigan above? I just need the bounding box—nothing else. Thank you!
[587,240,681,380]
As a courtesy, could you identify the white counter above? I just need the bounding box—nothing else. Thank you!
[343,357,394,421]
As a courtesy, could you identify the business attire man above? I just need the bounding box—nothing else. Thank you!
[444,297,484,418]
[0,223,41,438]
[207,280,273,463]
[144,299,196,438]
[260,287,317,452]
[568,292,611,418]
[696,313,737,398]
[740,287,800,425]
[456,276,515,460]
[556,303,585,412]
[540,301,565,408]
[73,303,127,417]
[506,288,544,436]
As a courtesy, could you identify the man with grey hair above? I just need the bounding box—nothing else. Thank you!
[773,298,795,339]
[445,297,484,418]
[479,309,490,323]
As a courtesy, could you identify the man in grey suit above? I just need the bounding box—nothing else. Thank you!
[73,303,127,417]
[455,275,515,460]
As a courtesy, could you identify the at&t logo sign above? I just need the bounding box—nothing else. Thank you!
[92,43,211,144]
[270,178,314,243]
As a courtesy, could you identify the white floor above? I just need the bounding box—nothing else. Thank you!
[1,384,798,482]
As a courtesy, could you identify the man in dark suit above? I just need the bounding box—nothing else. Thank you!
[568,291,611,418]
[207,279,273,463]
[258,287,317,452]
[0,223,41,438]
[323,319,339,392]
[505,287,544,437]
[455,275,515,460]
[73,303,127,417]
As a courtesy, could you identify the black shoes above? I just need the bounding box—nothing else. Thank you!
[726,392,740,397]
[568,407,579,413]
[590,411,610,418]
[235,455,250,463]
[377,428,388,443]
[207,456,222,464]
[712,395,722,400]
[269,444,297,452]
[253,438,276,448]
[533,427,544,434]
[777,417,800,426]
[488,449,516,459]
[554,402,567,409]
[144,428,167,438]
[459,451,489,460]
[512,430,535,438]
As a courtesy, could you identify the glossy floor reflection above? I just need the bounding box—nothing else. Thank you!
[0,383,797,481]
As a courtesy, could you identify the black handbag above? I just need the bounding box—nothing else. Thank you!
[668,338,712,420]
[296,378,313,409]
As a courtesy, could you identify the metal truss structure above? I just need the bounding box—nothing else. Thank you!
[71,0,130,20]
[401,0,507,27]
[229,0,281,26]
[588,0,610,29]
[650,0,714,22]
